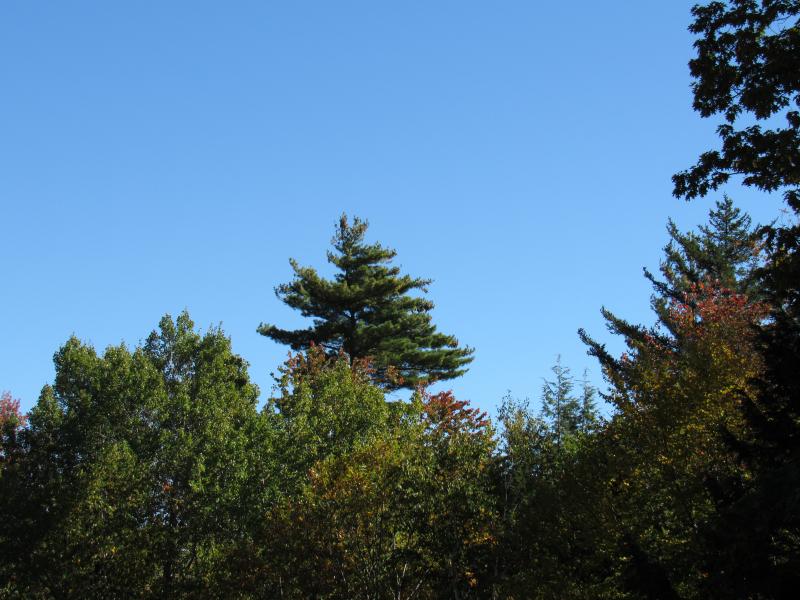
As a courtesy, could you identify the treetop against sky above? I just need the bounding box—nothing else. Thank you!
[1,2,785,412]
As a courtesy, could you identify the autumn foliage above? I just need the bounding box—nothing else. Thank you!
[0,391,26,462]
[420,389,490,437]
[3,1,800,597]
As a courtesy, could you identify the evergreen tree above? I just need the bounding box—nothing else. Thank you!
[495,382,604,597]
[584,198,761,376]
[578,195,773,597]
[578,369,598,433]
[259,215,474,390]
[540,358,580,448]
[539,358,597,449]
[646,195,760,303]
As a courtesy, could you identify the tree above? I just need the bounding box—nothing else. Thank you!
[0,313,272,597]
[258,215,474,390]
[670,3,800,595]
[269,435,430,600]
[580,281,768,598]
[255,351,497,599]
[410,389,498,599]
[266,347,392,493]
[253,350,404,598]
[540,358,577,449]
[539,358,597,449]
[495,388,605,599]
[584,198,761,381]
[0,391,26,465]
[577,198,772,597]
[646,195,761,301]
[672,0,800,206]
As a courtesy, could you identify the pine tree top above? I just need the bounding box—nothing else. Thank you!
[647,196,761,303]
[259,215,473,390]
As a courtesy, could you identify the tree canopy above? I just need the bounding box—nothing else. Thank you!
[673,0,800,206]
[672,3,800,594]
[0,313,271,597]
[4,2,800,598]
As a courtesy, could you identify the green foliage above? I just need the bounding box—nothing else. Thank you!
[411,390,498,598]
[646,195,761,302]
[495,373,606,599]
[4,4,800,597]
[0,312,272,598]
[671,2,800,595]
[577,199,772,597]
[582,198,761,386]
[2,321,498,599]
[247,350,498,599]
[0,196,791,598]
[539,358,598,449]
[267,347,392,492]
[259,215,474,390]
[592,286,767,598]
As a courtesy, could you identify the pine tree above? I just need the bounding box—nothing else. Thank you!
[583,198,761,376]
[258,215,473,390]
[645,196,760,303]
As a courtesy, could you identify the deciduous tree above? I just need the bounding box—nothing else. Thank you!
[0,313,272,597]
[673,0,800,204]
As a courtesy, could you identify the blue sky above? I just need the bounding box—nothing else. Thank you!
[1,2,785,414]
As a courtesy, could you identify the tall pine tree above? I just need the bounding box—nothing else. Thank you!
[259,215,473,390]
[584,197,761,367]
[645,195,761,303]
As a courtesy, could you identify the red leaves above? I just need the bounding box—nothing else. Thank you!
[421,389,490,437]
[1,390,26,464]
[665,281,767,343]
[281,344,378,387]
[0,390,26,429]
[610,279,767,415]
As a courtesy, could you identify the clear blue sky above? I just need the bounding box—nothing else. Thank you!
[1,1,785,414]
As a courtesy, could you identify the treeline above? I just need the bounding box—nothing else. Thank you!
[0,196,792,599]
[3,1,800,598]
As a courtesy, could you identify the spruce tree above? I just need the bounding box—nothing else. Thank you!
[539,358,597,447]
[258,215,473,390]
[540,358,578,448]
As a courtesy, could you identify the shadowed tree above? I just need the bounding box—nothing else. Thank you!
[670,3,800,595]
[672,0,800,205]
